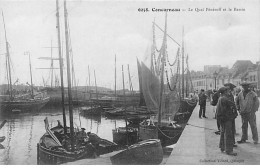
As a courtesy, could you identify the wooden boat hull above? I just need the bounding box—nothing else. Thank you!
[139,121,185,147]
[138,98,196,146]
[37,126,119,165]
[80,106,103,116]
[110,139,163,165]
[112,127,139,146]
[37,143,87,165]
[105,107,153,118]
[179,98,197,113]
[0,97,50,112]
[37,139,119,165]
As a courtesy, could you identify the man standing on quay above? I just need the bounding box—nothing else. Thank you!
[224,83,238,146]
[236,82,259,144]
[217,87,238,156]
[199,89,207,118]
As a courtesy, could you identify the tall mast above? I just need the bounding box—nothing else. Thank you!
[114,54,117,98]
[122,65,128,145]
[24,51,34,98]
[158,12,167,126]
[51,40,54,88]
[127,64,133,95]
[181,26,185,99]
[94,70,98,100]
[84,78,87,100]
[64,0,74,151]
[56,0,67,134]
[88,65,91,93]
[2,11,13,99]
[186,54,189,97]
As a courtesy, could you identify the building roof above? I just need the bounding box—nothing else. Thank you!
[230,60,253,78]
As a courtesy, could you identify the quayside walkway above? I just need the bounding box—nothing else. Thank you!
[166,102,260,165]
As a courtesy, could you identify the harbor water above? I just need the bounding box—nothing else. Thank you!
[0,106,126,165]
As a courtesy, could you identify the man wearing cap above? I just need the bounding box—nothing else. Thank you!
[77,128,88,145]
[87,132,101,157]
[224,83,238,146]
[199,89,208,118]
[236,82,259,144]
[216,86,238,156]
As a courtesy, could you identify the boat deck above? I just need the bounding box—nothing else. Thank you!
[166,102,260,165]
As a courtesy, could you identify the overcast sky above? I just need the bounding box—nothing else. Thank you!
[0,0,259,90]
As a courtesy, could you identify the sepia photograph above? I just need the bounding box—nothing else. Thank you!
[0,0,259,165]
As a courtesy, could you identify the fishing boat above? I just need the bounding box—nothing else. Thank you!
[138,14,197,147]
[110,139,163,165]
[80,105,103,116]
[105,106,154,118]
[37,0,118,164]
[0,12,49,112]
[37,119,118,164]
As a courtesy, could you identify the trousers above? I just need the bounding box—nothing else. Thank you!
[232,119,236,144]
[219,120,234,153]
[240,112,258,142]
[199,105,206,117]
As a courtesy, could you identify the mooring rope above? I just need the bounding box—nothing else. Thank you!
[156,126,182,139]
[187,123,218,131]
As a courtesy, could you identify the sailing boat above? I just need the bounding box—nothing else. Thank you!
[37,0,118,164]
[138,14,197,147]
[110,65,163,165]
[0,12,50,113]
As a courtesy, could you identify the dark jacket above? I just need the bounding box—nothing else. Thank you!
[216,95,237,122]
[199,93,207,106]
[236,90,259,114]
[88,133,101,145]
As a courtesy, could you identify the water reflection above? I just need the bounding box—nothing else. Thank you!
[0,106,126,165]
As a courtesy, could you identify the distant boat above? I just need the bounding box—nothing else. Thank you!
[0,95,50,112]
[80,106,103,116]
[110,139,163,165]
[105,106,154,118]
[0,12,49,113]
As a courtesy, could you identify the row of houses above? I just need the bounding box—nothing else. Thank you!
[190,60,260,91]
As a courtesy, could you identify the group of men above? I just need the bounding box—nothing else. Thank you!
[61,128,101,158]
[197,82,259,156]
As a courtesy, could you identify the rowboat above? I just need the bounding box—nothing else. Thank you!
[110,139,163,165]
